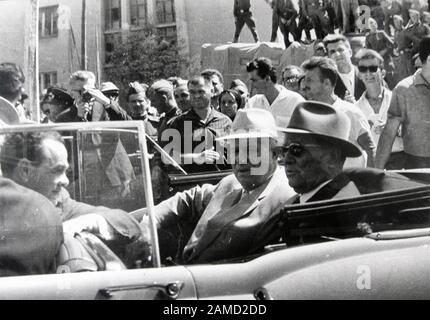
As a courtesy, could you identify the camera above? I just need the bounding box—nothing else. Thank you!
[82,90,94,103]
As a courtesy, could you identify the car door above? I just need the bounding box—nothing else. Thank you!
[0,122,197,299]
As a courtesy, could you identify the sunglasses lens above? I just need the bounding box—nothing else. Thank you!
[281,144,304,158]
[359,66,379,73]
[290,145,304,157]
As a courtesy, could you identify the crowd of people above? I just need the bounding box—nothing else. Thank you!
[0,1,430,276]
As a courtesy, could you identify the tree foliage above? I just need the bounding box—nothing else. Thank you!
[104,25,186,96]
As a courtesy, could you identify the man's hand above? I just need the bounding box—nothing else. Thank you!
[194,150,221,165]
[63,214,116,241]
[83,86,111,106]
[76,101,92,119]
[344,91,356,104]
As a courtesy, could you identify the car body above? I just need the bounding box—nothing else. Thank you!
[1,121,430,300]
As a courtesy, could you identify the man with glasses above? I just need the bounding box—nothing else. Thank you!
[281,65,305,94]
[246,57,304,128]
[132,108,294,264]
[355,49,404,170]
[279,101,363,204]
[300,56,375,168]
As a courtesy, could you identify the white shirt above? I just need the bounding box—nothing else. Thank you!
[246,85,305,128]
[338,67,356,97]
[332,97,372,168]
[300,180,333,204]
[355,89,404,153]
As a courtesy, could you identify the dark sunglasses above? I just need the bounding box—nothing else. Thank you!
[279,143,320,158]
[358,65,379,73]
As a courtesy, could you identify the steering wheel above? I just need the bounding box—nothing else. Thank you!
[56,232,127,273]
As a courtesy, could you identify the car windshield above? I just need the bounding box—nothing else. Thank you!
[0,121,161,276]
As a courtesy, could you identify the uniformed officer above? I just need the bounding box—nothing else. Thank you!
[276,0,301,49]
[233,0,260,43]
[302,0,332,40]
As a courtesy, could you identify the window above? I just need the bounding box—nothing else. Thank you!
[130,0,148,27]
[155,0,175,24]
[105,33,122,64]
[157,26,177,43]
[39,72,58,91]
[39,6,59,38]
[105,0,122,30]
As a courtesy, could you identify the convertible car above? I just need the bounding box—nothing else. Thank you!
[1,122,430,300]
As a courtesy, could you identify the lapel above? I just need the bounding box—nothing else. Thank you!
[185,169,282,262]
[307,174,351,203]
[286,194,300,205]
[354,67,366,100]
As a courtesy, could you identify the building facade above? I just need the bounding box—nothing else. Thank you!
[0,0,273,92]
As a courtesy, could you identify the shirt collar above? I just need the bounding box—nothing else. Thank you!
[413,69,430,87]
[185,107,217,122]
[300,179,333,204]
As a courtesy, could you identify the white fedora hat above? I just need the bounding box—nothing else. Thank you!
[216,108,279,141]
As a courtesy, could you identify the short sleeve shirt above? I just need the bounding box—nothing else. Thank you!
[333,97,373,168]
[246,85,305,128]
[388,70,430,157]
[166,108,232,173]
[356,89,403,153]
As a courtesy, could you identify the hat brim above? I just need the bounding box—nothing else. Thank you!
[280,127,363,158]
[216,132,278,141]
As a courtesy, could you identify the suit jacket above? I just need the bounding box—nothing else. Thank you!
[0,178,63,276]
[58,188,141,244]
[133,167,295,264]
[334,67,366,101]
[286,173,361,205]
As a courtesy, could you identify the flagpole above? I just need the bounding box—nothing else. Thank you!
[29,0,40,123]
[81,0,87,70]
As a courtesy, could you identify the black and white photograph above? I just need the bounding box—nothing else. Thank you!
[0,0,430,303]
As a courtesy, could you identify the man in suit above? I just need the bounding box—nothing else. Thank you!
[323,34,366,102]
[279,101,363,204]
[0,131,142,249]
[132,108,295,264]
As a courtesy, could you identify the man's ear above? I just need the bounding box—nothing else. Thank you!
[15,159,33,183]
[381,68,387,79]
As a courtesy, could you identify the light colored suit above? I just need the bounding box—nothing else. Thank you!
[133,167,295,264]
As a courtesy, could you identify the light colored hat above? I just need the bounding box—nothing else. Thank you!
[0,97,20,125]
[148,80,174,94]
[217,108,279,141]
[279,101,362,157]
[100,82,119,93]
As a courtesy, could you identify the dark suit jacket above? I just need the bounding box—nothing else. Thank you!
[58,188,141,244]
[334,67,366,101]
[0,178,63,276]
[279,169,425,245]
